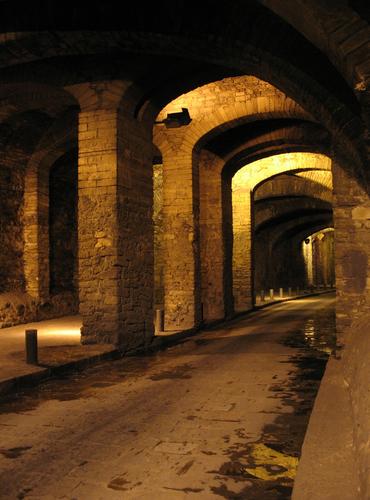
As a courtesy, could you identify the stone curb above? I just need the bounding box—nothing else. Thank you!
[0,349,121,398]
[292,356,359,499]
[253,288,335,311]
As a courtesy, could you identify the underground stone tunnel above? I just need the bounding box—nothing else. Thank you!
[0,1,369,498]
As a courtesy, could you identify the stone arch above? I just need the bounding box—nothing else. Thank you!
[259,0,370,90]
[154,76,310,156]
[153,75,323,328]
[0,83,77,124]
[230,152,332,311]
[49,149,78,297]
[0,109,53,295]
[153,76,315,329]
[0,21,361,167]
[24,111,78,300]
[301,228,336,288]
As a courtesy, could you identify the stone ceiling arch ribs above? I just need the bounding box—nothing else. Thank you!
[231,152,332,194]
[272,220,334,252]
[255,173,333,204]
[0,30,363,178]
[154,76,312,162]
[259,0,370,90]
[0,83,78,125]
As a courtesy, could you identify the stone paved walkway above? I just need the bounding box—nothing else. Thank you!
[0,316,113,388]
[0,295,343,499]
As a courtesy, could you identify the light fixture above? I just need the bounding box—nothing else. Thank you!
[155,108,191,128]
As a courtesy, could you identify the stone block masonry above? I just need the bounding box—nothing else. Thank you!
[73,81,154,348]
[199,150,225,322]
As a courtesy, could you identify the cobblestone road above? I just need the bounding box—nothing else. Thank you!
[0,295,335,499]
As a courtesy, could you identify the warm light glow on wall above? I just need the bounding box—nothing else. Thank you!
[232,152,332,193]
[295,170,333,189]
[302,228,335,287]
[231,152,332,311]
[155,76,284,123]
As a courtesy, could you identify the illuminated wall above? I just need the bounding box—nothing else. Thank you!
[153,163,164,308]
[232,152,331,309]
[303,229,335,287]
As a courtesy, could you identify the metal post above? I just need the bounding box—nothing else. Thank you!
[260,290,265,302]
[279,287,283,298]
[288,287,292,296]
[155,309,164,333]
[25,329,38,364]
[296,286,299,295]
[269,288,274,300]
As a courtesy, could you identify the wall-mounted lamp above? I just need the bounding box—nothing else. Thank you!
[155,108,191,128]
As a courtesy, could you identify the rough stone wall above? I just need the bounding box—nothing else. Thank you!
[74,81,154,347]
[254,230,272,292]
[332,160,370,337]
[49,151,78,294]
[0,291,78,329]
[78,107,121,344]
[255,173,332,203]
[254,197,332,229]
[232,152,331,310]
[199,150,225,322]
[254,229,335,294]
[23,163,50,300]
[332,159,370,498]
[253,196,333,293]
[342,313,370,499]
[117,109,154,349]
[160,146,201,331]
[232,184,253,311]
[222,175,234,317]
[0,163,25,292]
[311,230,335,286]
[154,79,311,329]
[153,163,164,308]
[254,227,308,292]
[274,239,307,289]
[156,76,307,129]
[23,111,78,302]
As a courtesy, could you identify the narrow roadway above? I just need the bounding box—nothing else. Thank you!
[0,295,335,500]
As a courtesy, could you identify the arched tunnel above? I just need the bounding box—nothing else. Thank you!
[0,2,369,499]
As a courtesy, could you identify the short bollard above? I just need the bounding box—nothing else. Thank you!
[269,288,274,300]
[288,287,292,296]
[260,290,265,302]
[279,287,284,298]
[25,329,38,365]
[155,309,164,333]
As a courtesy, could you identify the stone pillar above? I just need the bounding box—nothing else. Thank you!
[162,147,201,331]
[199,150,225,322]
[69,81,154,347]
[153,163,164,308]
[232,186,253,312]
[222,175,235,317]
[24,164,49,300]
[332,158,370,338]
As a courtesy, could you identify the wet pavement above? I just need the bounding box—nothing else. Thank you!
[0,294,336,499]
